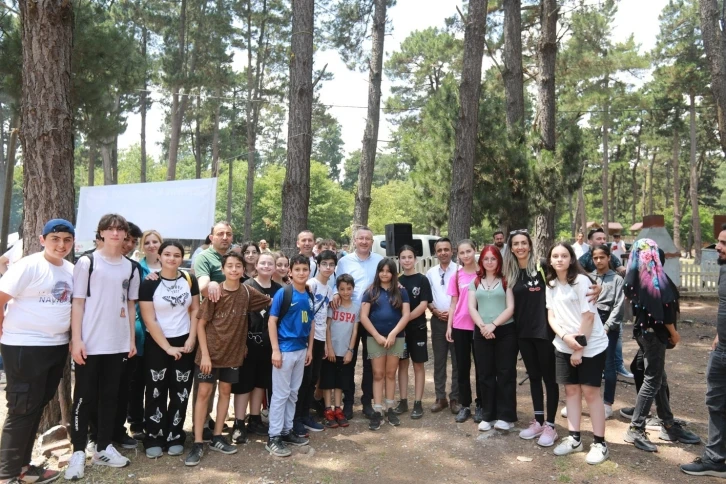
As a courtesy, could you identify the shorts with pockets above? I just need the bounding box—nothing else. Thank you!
[195,365,239,385]
[401,322,428,363]
[231,336,272,394]
[319,356,354,391]
[367,336,405,359]
[554,349,606,387]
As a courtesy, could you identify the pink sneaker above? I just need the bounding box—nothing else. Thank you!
[537,424,559,447]
[518,420,544,440]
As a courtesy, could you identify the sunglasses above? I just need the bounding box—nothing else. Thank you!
[509,229,529,235]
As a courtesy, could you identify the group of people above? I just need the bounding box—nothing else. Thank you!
[1,216,726,482]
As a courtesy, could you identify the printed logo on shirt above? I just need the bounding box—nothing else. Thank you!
[412,286,420,297]
[332,310,356,323]
[163,293,189,308]
[122,279,130,303]
[527,278,541,292]
[40,281,72,305]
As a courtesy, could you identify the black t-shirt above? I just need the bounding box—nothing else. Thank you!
[632,276,679,344]
[511,268,551,340]
[399,273,432,330]
[244,278,281,341]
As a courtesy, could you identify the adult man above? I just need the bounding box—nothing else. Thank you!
[611,233,626,260]
[572,231,590,259]
[259,239,271,253]
[426,238,460,414]
[335,226,383,419]
[681,226,726,477]
[0,219,75,484]
[493,231,506,252]
[578,228,625,276]
[297,230,317,273]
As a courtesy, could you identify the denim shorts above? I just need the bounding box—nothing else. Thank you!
[367,336,406,359]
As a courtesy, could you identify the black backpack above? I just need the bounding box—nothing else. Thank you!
[277,283,321,321]
[82,251,137,298]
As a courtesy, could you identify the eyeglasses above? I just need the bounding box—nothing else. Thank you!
[509,229,529,235]
[319,262,336,269]
[248,333,264,345]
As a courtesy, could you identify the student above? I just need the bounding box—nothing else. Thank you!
[66,214,140,479]
[320,274,359,429]
[184,251,271,466]
[445,240,482,424]
[545,242,609,465]
[395,246,432,419]
[623,239,699,452]
[360,258,411,430]
[272,252,291,286]
[231,253,281,444]
[240,241,260,279]
[292,250,335,436]
[139,241,199,459]
[266,255,315,458]
[0,219,74,484]
[468,245,518,432]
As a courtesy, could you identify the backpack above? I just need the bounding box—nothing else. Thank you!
[83,251,137,298]
[277,283,317,322]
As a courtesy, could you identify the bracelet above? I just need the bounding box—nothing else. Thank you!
[347,348,353,353]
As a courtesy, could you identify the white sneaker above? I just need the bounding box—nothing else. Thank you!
[553,436,584,456]
[494,420,514,430]
[478,420,495,431]
[64,451,86,480]
[93,444,130,468]
[560,406,568,418]
[604,405,613,419]
[586,442,609,465]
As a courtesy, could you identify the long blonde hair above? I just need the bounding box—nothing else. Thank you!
[503,231,537,285]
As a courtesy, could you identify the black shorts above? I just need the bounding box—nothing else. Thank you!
[554,349,606,387]
[401,322,428,363]
[232,339,272,394]
[195,365,239,385]
[319,356,354,391]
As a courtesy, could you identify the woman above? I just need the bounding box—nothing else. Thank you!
[139,241,200,458]
[468,245,518,431]
[272,252,291,286]
[240,241,260,279]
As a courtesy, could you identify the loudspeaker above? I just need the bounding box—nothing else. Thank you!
[385,223,413,257]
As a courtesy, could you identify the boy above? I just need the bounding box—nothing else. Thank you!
[320,274,359,428]
[266,255,315,457]
[293,250,336,436]
[184,251,270,466]
[66,214,140,480]
[0,219,75,484]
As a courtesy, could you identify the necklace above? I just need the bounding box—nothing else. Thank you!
[160,272,179,291]
[483,277,499,290]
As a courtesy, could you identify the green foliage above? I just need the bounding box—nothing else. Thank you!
[341,150,409,191]
[367,179,428,234]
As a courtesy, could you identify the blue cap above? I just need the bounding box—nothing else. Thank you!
[42,219,75,237]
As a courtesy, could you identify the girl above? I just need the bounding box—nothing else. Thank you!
[546,242,609,465]
[241,241,260,279]
[468,245,518,431]
[360,258,410,430]
[139,241,200,459]
[395,246,432,419]
[503,230,560,446]
[445,240,482,423]
[231,252,281,443]
[272,252,291,286]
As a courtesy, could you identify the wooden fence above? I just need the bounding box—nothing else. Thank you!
[679,260,720,295]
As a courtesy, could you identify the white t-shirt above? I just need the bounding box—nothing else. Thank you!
[573,242,590,259]
[426,263,457,311]
[2,242,23,269]
[72,252,140,355]
[611,241,626,259]
[307,277,333,341]
[0,252,73,346]
[138,273,200,339]
[546,274,608,358]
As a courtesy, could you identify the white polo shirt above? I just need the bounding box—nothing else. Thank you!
[426,263,457,311]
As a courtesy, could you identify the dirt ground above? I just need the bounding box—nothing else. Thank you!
[13,298,726,483]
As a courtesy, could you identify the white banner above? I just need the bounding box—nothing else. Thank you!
[75,178,218,241]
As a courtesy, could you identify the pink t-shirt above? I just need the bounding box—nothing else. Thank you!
[447,269,477,331]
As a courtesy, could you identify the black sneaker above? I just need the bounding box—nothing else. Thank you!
[282,432,309,447]
[624,426,658,452]
[393,398,409,415]
[411,400,424,420]
[19,465,61,483]
[680,457,726,477]
[232,419,248,444]
[455,407,471,423]
[387,408,401,426]
[265,436,291,457]
[362,403,374,419]
[184,442,204,466]
[369,411,382,431]
[209,435,238,454]
[343,402,354,421]
[473,406,484,424]
[247,415,269,436]
[619,407,635,419]
[659,422,701,444]
[113,432,138,449]
[312,398,326,419]
[202,427,213,442]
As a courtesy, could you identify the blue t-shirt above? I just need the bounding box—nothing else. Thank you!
[362,287,410,337]
[270,286,313,352]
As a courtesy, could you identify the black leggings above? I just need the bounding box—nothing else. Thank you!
[452,328,481,408]
[519,338,558,424]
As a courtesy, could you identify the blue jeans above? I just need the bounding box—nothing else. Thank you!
[603,325,620,405]
[704,343,726,463]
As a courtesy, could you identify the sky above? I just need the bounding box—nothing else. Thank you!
[118,0,670,161]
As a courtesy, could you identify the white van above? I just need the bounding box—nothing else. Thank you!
[372,234,441,259]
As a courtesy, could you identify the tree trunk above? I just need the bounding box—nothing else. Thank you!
[112,135,118,184]
[631,118,643,224]
[194,94,202,179]
[503,0,524,134]
[88,141,96,187]
[227,157,233,222]
[0,115,19,254]
[601,88,610,235]
[140,26,147,183]
[19,0,75,433]
[578,182,586,234]
[534,0,558,258]
[648,148,655,215]
[211,93,221,178]
[101,142,114,185]
[689,93,701,263]
[672,124,681,251]
[227,90,237,223]
[699,0,726,155]
[167,0,187,181]
[353,0,387,227]
[280,0,314,255]
[448,0,489,245]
